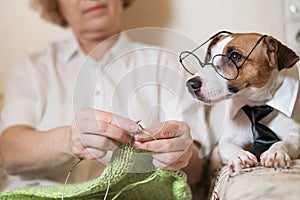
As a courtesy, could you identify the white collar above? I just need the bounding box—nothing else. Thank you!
[229,66,299,119]
[100,32,134,65]
[62,32,81,62]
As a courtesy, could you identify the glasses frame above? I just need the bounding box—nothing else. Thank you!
[179,31,267,80]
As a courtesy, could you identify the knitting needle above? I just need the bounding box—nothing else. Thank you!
[136,120,157,140]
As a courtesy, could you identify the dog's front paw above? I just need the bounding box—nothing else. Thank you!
[228,150,258,172]
[260,150,291,168]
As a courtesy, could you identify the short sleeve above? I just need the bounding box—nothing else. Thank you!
[0,55,41,134]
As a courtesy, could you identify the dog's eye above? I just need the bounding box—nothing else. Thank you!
[229,52,242,62]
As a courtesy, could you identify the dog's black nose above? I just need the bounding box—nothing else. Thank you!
[186,77,202,92]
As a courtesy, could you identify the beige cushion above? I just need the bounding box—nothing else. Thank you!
[0,157,8,190]
[210,159,300,200]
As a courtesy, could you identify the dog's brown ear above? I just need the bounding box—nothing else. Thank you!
[265,36,299,71]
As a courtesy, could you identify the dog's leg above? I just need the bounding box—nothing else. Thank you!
[260,142,292,168]
[260,118,300,168]
[260,136,299,168]
[219,142,258,172]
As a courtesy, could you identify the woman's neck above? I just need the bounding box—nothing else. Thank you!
[76,29,120,60]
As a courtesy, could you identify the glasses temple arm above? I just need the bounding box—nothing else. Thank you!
[239,35,267,67]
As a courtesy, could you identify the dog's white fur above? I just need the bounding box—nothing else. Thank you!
[215,69,300,172]
[186,33,300,172]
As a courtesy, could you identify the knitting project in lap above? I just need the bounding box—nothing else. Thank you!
[0,143,192,200]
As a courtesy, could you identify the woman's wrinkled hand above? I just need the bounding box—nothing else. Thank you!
[69,108,139,160]
[133,120,193,170]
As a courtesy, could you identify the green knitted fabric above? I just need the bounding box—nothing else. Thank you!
[0,143,192,200]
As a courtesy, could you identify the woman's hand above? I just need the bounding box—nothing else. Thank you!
[133,121,193,170]
[69,108,139,160]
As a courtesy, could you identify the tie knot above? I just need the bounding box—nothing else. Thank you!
[242,105,273,123]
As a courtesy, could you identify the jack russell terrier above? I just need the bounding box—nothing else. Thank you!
[180,31,300,172]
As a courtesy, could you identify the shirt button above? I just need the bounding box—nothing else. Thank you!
[95,90,101,96]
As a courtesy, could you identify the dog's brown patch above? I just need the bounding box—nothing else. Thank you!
[220,33,274,91]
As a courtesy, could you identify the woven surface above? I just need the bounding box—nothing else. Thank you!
[0,143,192,200]
[211,159,300,200]
[0,158,7,190]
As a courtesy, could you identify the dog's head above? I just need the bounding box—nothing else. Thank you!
[183,32,299,104]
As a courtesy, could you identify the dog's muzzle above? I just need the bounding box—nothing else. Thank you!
[186,77,202,96]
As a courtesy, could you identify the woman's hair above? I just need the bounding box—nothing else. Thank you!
[30,0,133,28]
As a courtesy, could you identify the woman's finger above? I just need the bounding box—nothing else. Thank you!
[133,136,193,152]
[73,119,131,143]
[80,134,117,151]
[135,121,190,142]
[75,108,139,133]
[152,148,192,170]
[82,148,108,160]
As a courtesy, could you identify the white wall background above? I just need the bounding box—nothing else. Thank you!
[0,0,295,94]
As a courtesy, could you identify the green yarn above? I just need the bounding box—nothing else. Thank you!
[0,143,192,200]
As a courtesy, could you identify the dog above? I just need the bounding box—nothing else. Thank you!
[182,31,300,172]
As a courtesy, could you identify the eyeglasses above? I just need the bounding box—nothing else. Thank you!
[179,31,267,80]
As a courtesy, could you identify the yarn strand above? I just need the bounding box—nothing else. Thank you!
[111,169,159,200]
[62,158,83,200]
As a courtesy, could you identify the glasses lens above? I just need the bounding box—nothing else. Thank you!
[212,55,239,80]
[179,51,203,75]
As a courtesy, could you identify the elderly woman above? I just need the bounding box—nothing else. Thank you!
[0,0,207,194]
